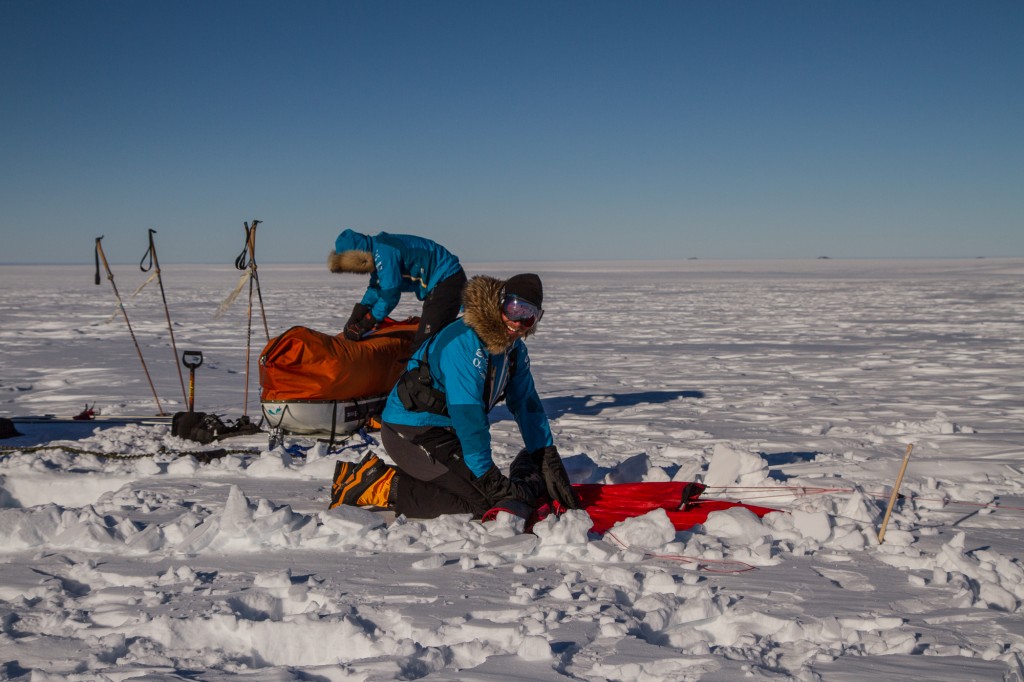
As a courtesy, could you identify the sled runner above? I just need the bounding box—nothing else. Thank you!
[259,319,417,437]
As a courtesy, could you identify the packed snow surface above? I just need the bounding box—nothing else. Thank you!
[1,258,1023,680]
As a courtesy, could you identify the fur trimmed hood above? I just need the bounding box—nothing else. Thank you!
[462,275,537,354]
[328,229,375,273]
[327,249,374,273]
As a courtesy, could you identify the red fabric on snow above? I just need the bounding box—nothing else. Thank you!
[565,482,779,534]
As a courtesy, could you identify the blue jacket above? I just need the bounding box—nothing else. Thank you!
[381,278,552,478]
[334,230,463,322]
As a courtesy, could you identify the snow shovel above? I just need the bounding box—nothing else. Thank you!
[182,350,204,413]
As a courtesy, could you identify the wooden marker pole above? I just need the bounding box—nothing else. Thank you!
[878,443,914,544]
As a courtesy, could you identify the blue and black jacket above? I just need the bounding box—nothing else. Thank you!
[328,230,463,322]
[381,275,552,478]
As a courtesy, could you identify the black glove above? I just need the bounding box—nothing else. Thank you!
[510,447,541,481]
[534,445,581,510]
[473,464,543,509]
[343,303,376,341]
[345,303,370,327]
[482,498,536,523]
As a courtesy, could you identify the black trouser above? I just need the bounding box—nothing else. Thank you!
[380,421,492,519]
[414,268,467,352]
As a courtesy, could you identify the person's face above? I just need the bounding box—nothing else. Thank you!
[501,295,543,339]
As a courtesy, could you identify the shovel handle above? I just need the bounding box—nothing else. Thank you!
[182,350,203,412]
[182,350,204,369]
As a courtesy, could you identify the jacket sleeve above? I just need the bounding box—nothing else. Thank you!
[437,334,493,478]
[367,244,403,320]
[359,275,381,311]
[504,342,553,453]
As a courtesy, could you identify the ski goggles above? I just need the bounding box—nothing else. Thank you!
[502,295,543,327]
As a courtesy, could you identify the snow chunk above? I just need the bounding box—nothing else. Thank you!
[253,569,292,588]
[246,449,296,476]
[133,457,161,476]
[837,489,881,524]
[517,635,552,660]
[0,504,63,550]
[703,443,767,487]
[532,509,592,557]
[319,505,389,535]
[606,452,653,483]
[881,529,915,547]
[607,508,677,550]
[701,507,770,545]
[790,509,832,543]
[166,455,200,475]
[412,554,446,570]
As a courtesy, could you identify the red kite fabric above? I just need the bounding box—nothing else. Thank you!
[564,482,779,534]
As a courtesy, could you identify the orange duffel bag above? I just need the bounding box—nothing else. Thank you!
[259,319,417,402]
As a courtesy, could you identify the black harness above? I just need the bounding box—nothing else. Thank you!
[396,334,514,417]
[396,338,450,416]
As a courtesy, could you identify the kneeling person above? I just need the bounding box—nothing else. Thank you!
[329,273,578,520]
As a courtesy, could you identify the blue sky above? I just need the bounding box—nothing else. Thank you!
[2,0,1021,264]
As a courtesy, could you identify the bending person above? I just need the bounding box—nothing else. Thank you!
[328,229,466,350]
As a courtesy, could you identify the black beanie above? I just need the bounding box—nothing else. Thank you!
[505,273,543,307]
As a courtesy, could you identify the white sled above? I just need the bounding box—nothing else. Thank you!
[261,396,388,438]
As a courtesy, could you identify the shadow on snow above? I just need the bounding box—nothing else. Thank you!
[491,389,706,423]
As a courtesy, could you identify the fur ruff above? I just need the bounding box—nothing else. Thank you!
[462,275,536,354]
[327,250,374,274]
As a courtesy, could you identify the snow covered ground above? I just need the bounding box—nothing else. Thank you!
[1,258,1023,681]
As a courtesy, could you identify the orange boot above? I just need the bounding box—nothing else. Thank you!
[354,468,395,508]
[329,452,395,509]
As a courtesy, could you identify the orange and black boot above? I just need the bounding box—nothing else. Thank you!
[329,452,395,509]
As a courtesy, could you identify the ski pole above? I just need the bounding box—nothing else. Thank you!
[238,221,256,417]
[140,229,188,404]
[233,219,267,416]
[182,350,203,413]
[250,220,269,340]
[94,236,165,416]
[235,220,269,340]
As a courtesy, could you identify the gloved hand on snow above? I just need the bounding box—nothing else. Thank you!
[473,463,544,509]
[532,445,581,510]
[482,498,536,524]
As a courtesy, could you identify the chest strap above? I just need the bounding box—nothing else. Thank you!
[395,338,449,416]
